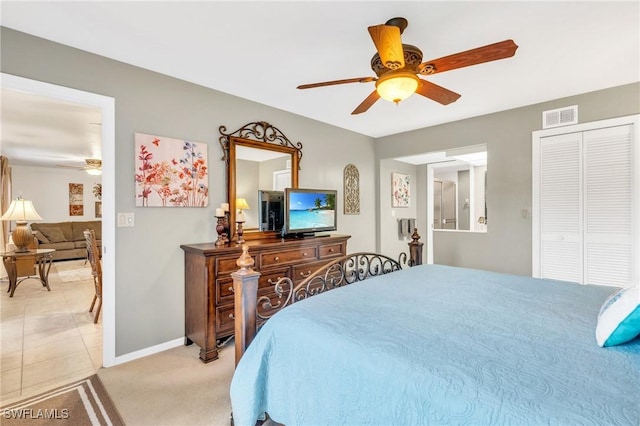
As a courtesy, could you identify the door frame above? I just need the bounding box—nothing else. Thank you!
[1,73,116,367]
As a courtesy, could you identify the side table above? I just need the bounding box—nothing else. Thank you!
[1,249,56,297]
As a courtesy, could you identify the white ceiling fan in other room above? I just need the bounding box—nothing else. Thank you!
[56,158,102,175]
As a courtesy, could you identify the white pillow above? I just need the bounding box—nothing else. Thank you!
[595,285,640,347]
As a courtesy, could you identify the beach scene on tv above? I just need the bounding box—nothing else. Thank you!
[289,191,336,230]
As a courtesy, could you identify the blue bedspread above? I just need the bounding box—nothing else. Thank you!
[230,264,640,425]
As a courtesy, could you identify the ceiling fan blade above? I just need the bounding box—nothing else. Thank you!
[351,91,381,115]
[368,24,405,70]
[418,39,518,75]
[56,164,86,170]
[415,80,461,105]
[297,77,376,89]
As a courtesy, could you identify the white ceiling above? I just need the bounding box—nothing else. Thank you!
[1,1,638,167]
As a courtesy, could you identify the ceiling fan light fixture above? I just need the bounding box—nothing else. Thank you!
[375,71,419,104]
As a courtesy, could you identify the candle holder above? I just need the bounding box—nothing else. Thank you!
[223,211,231,238]
[236,221,246,244]
[215,216,227,246]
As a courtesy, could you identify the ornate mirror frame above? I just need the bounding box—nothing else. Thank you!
[219,121,302,241]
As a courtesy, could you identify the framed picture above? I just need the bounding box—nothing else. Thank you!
[95,201,102,218]
[134,133,209,207]
[69,183,84,216]
[392,172,410,208]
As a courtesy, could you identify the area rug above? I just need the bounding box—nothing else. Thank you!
[54,260,93,283]
[0,375,124,426]
[56,267,93,283]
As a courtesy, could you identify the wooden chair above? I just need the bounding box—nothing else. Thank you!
[83,229,102,323]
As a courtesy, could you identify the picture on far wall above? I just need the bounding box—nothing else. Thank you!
[95,201,102,218]
[134,133,209,207]
[391,172,410,208]
[69,183,83,216]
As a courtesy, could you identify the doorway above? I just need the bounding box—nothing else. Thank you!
[1,73,116,366]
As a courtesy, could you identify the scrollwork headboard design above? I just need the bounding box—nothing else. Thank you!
[231,231,423,365]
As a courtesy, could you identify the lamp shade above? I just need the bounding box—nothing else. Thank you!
[375,71,419,104]
[236,198,250,210]
[1,197,42,252]
[1,197,42,222]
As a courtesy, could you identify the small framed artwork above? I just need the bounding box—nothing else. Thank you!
[69,183,84,216]
[392,172,410,208]
[134,133,209,207]
[95,201,102,218]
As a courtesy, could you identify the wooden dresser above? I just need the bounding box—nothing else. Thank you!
[180,234,350,362]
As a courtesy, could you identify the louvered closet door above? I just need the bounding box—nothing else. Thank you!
[583,125,633,286]
[539,133,583,283]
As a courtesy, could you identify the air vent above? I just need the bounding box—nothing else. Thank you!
[542,105,578,129]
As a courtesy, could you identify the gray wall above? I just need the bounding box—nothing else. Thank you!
[376,82,640,275]
[378,159,419,259]
[3,26,638,357]
[1,28,376,357]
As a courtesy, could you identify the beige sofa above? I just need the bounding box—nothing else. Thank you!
[30,220,102,261]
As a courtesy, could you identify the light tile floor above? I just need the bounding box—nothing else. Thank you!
[0,259,102,405]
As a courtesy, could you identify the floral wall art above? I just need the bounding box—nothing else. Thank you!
[134,133,209,207]
[392,172,410,208]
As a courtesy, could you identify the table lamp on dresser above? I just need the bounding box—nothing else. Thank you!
[1,196,42,252]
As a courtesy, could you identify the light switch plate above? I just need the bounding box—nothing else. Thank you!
[117,212,135,227]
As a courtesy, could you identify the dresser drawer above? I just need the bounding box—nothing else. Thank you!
[261,247,318,266]
[218,287,283,335]
[292,259,332,284]
[217,267,289,304]
[216,254,257,275]
[216,303,235,335]
[319,243,345,259]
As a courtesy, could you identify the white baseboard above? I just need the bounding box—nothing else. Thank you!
[111,337,184,366]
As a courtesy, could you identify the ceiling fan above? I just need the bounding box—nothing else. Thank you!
[297,17,518,114]
[56,158,102,175]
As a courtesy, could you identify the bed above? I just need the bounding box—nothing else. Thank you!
[229,255,639,425]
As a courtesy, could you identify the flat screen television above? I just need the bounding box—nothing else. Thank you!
[283,188,337,237]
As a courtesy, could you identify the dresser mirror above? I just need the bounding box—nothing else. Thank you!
[219,122,302,241]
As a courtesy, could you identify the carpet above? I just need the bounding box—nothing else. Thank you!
[0,375,124,426]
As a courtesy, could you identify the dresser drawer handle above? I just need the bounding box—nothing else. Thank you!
[328,248,335,252]
[303,252,308,256]
[274,256,280,262]
[228,313,235,320]
[228,286,234,293]
[267,277,283,285]
[299,270,311,278]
